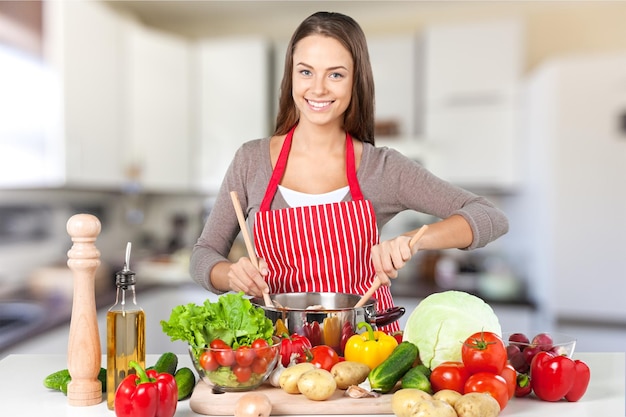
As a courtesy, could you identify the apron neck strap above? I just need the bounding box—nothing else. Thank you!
[260,126,364,211]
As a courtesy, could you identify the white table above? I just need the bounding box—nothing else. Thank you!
[0,353,623,416]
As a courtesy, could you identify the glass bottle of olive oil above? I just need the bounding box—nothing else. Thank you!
[106,242,145,410]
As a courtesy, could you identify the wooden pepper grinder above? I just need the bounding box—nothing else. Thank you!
[66,213,103,406]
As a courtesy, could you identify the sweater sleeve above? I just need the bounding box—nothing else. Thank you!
[190,139,270,293]
[359,145,509,250]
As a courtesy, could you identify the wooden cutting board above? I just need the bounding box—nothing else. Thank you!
[189,382,393,415]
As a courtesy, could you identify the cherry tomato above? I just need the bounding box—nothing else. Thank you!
[251,338,269,349]
[465,372,510,410]
[308,345,340,371]
[235,345,256,367]
[214,346,235,367]
[500,364,517,399]
[251,356,268,374]
[210,339,229,349]
[199,350,218,371]
[232,364,252,383]
[461,331,507,374]
[430,361,470,394]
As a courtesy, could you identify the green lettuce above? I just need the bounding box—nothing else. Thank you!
[160,292,274,351]
[402,290,502,369]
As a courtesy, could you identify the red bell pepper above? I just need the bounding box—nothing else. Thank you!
[565,359,591,402]
[338,321,354,356]
[279,333,312,367]
[530,351,590,402]
[302,321,322,346]
[115,361,178,417]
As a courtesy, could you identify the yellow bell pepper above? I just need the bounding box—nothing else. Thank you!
[274,318,289,336]
[343,322,398,369]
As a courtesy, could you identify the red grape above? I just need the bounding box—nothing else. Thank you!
[531,333,553,351]
[508,332,530,347]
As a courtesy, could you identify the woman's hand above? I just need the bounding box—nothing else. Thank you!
[370,234,417,286]
[227,257,270,298]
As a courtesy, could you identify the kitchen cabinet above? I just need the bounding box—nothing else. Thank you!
[124,22,192,192]
[43,0,125,188]
[368,35,420,139]
[195,37,272,193]
[421,19,524,190]
[4,1,192,191]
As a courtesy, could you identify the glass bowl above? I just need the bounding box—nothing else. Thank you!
[503,332,577,374]
[189,342,279,392]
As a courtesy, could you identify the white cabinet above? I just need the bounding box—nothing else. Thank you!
[422,19,524,190]
[43,0,125,188]
[368,35,419,138]
[423,19,523,106]
[125,23,192,192]
[195,38,272,193]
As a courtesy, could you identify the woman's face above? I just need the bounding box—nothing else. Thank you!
[292,34,353,129]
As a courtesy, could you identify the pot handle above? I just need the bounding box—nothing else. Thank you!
[372,306,405,327]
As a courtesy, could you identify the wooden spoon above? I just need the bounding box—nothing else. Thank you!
[354,224,429,308]
[229,191,274,308]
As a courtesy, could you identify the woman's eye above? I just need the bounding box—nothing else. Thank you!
[299,69,312,76]
[329,72,344,80]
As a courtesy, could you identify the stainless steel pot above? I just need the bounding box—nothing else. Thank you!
[251,292,404,354]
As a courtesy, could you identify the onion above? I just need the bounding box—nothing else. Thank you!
[234,392,272,417]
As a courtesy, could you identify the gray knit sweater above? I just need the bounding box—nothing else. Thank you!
[191,138,509,293]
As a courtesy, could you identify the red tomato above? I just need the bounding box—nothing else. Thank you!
[235,346,256,367]
[210,339,229,349]
[199,350,218,371]
[461,331,507,374]
[214,346,235,367]
[465,372,510,410]
[251,338,269,349]
[308,345,340,371]
[500,364,517,399]
[232,364,252,383]
[251,356,268,374]
[430,361,470,394]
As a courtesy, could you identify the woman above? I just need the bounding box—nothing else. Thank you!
[190,12,509,333]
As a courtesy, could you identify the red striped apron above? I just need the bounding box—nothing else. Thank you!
[254,126,399,333]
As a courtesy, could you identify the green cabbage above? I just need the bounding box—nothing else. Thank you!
[402,290,502,369]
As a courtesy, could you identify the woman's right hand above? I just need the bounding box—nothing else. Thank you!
[227,257,270,298]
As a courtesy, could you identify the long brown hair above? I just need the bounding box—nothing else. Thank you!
[274,11,375,145]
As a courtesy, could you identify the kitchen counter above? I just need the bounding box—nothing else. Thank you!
[0,352,623,416]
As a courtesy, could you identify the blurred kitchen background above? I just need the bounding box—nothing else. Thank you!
[1,1,625,358]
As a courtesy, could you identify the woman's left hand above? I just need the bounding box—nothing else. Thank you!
[370,235,416,286]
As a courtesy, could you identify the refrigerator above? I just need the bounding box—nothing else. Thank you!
[503,51,626,327]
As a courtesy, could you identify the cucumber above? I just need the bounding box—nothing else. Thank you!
[154,352,178,375]
[44,368,107,395]
[368,341,419,393]
[400,365,432,393]
[44,369,71,392]
[174,367,196,400]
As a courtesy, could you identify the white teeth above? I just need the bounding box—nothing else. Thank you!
[307,100,331,108]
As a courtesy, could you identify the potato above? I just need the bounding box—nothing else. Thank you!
[391,388,433,417]
[454,392,501,417]
[279,362,316,394]
[297,368,337,401]
[409,399,457,417]
[330,361,371,389]
[433,389,463,407]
